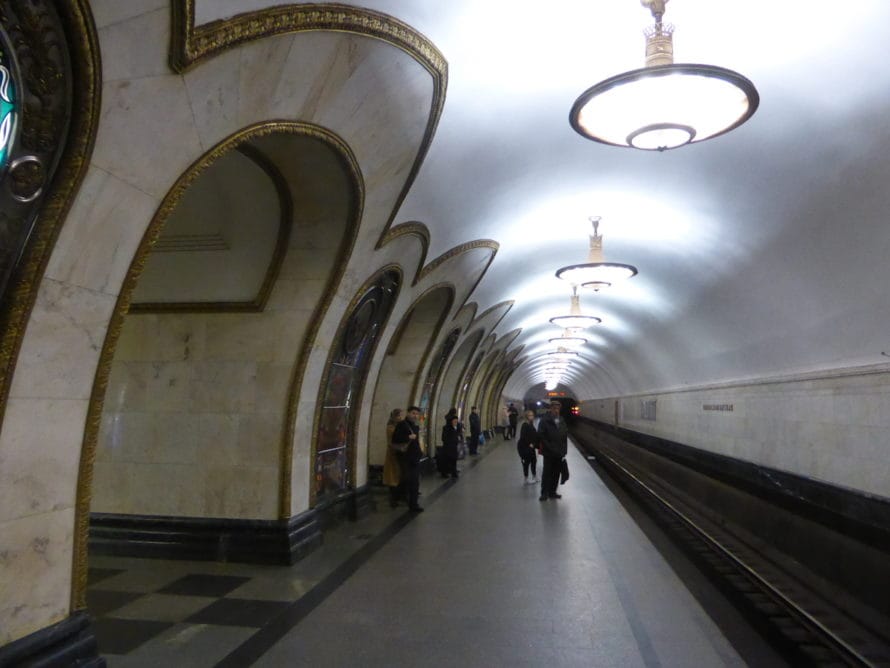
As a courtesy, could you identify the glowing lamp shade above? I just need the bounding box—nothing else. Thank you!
[547,351,579,361]
[556,261,637,286]
[570,64,758,151]
[548,336,587,349]
[550,314,600,330]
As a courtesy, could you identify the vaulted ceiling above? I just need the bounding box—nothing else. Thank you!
[202,0,890,400]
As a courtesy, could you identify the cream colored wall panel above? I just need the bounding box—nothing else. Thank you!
[0,508,74,644]
[89,0,167,29]
[98,6,169,82]
[8,280,117,401]
[188,361,258,414]
[44,167,158,295]
[94,76,204,199]
[0,399,86,522]
[182,48,243,149]
[203,465,279,517]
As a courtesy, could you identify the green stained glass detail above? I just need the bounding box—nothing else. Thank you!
[0,48,16,171]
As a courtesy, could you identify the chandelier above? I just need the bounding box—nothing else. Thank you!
[549,330,587,349]
[556,217,637,290]
[549,286,602,330]
[569,0,758,151]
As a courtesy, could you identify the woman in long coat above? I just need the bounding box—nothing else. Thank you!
[383,408,404,506]
[439,414,461,479]
[517,409,539,483]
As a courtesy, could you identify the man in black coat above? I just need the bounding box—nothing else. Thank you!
[468,406,481,455]
[392,405,424,512]
[537,400,568,501]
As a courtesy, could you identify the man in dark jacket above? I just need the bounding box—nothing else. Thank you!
[392,406,424,512]
[537,400,568,501]
[468,407,481,455]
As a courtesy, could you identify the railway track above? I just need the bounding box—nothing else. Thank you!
[572,426,890,667]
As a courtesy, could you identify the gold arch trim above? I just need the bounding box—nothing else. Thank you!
[72,121,364,609]
[170,1,447,246]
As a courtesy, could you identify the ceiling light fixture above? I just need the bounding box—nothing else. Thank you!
[549,331,587,349]
[569,0,759,151]
[556,216,637,290]
[549,286,602,330]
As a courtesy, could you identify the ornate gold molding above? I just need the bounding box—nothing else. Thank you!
[381,221,430,281]
[72,121,363,608]
[127,144,293,314]
[416,239,498,286]
[0,0,102,612]
[170,1,447,248]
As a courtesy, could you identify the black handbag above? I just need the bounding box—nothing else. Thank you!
[559,459,569,484]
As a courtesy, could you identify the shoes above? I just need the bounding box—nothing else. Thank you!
[409,506,424,513]
[539,495,548,501]
[523,476,528,484]
[549,494,562,499]
[530,477,538,483]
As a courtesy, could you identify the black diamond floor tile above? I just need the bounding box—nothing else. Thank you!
[87,567,126,585]
[92,617,174,655]
[86,589,144,616]
[184,598,290,627]
[158,573,251,597]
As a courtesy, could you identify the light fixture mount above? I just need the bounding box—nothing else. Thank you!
[549,285,602,330]
[555,217,638,289]
[569,0,758,151]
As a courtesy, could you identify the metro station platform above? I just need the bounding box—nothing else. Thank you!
[86,436,786,667]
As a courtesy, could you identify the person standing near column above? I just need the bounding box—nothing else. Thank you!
[537,400,568,501]
[468,406,481,455]
[517,409,539,484]
[392,406,424,512]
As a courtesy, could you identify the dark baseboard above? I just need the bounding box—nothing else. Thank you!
[0,611,105,668]
[90,509,323,566]
[89,485,379,565]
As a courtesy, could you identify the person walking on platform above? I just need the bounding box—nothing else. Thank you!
[468,406,481,455]
[439,413,461,479]
[517,409,539,483]
[392,406,424,512]
[506,403,519,440]
[537,400,568,501]
[383,408,405,507]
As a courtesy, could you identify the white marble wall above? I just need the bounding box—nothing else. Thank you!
[0,0,438,646]
[581,365,890,499]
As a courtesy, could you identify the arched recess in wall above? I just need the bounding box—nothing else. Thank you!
[72,121,363,608]
[475,349,505,426]
[312,267,401,506]
[417,327,461,446]
[366,284,455,473]
[456,337,490,416]
[432,329,484,435]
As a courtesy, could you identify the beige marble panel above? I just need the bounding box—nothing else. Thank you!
[94,76,203,199]
[264,277,326,312]
[89,0,167,29]
[194,413,241,466]
[183,48,242,149]
[92,462,209,516]
[0,508,74,645]
[105,361,191,413]
[254,362,292,412]
[98,7,169,82]
[189,361,257,413]
[9,280,117,401]
[236,413,283,466]
[203,465,278,518]
[0,399,87,522]
[45,167,159,295]
[203,312,301,363]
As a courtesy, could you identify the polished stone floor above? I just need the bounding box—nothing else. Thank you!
[87,436,786,667]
